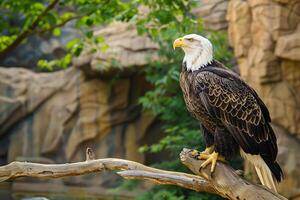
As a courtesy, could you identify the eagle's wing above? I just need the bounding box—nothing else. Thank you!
[194,67,277,162]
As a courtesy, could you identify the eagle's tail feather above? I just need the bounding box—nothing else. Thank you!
[240,150,279,192]
[254,166,265,185]
[254,164,277,192]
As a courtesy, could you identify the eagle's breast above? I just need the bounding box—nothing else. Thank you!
[179,69,216,132]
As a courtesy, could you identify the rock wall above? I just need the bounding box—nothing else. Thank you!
[0,22,161,198]
[226,0,300,198]
[227,0,300,137]
[194,0,229,31]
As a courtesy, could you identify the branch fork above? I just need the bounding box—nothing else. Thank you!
[0,148,287,200]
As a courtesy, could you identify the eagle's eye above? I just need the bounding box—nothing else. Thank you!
[186,38,194,42]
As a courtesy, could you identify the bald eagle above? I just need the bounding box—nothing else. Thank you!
[173,34,283,192]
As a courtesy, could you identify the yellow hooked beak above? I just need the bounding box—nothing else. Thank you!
[173,37,186,50]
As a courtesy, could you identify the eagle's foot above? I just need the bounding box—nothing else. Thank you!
[191,149,201,156]
[198,146,214,160]
[199,151,225,173]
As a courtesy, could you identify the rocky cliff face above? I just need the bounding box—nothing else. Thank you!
[194,0,229,31]
[195,0,300,198]
[0,22,161,198]
[227,0,300,138]
[226,0,300,198]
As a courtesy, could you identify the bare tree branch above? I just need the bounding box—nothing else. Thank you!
[0,148,287,200]
[180,148,287,200]
[119,170,214,194]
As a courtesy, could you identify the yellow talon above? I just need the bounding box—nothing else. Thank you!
[198,153,210,160]
[197,146,214,160]
[202,146,214,155]
[191,150,200,156]
[199,151,225,173]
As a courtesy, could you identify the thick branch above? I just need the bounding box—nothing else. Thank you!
[0,148,215,195]
[118,170,213,194]
[180,148,287,200]
[0,0,59,59]
[0,148,287,200]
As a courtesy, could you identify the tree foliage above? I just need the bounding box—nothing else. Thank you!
[0,0,196,69]
[0,0,138,68]
[0,0,234,199]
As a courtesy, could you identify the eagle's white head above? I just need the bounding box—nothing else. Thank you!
[173,34,213,71]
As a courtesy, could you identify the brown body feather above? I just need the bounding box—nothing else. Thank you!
[179,60,283,183]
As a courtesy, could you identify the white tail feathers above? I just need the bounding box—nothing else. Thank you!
[254,165,277,192]
[240,150,278,192]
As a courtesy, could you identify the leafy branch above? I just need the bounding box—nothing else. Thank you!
[0,0,60,59]
[32,14,86,35]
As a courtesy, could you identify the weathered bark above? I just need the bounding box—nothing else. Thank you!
[0,148,287,200]
[180,148,286,200]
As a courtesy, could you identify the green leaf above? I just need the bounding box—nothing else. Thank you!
[52,28,61,37]
[85,31,93,38]
[66,38,80,50]
[85,18,94,26]
[45,12,57,26]
[72,43,84,56]
[100,43,109,52]
[94,36,104,44]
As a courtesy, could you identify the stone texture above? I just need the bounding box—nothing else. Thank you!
[0,66,157,180]
[73,22,159,77]
[275,24,300,61]
[227,0,300,197]
[227,0,300,137]
[274,125,300,199]
[0,22,162,194]
[227,0,252,58]
[193,0,229,31]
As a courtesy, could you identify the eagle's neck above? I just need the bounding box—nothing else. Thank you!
[183,46,213,72]
[182,60,215,72]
